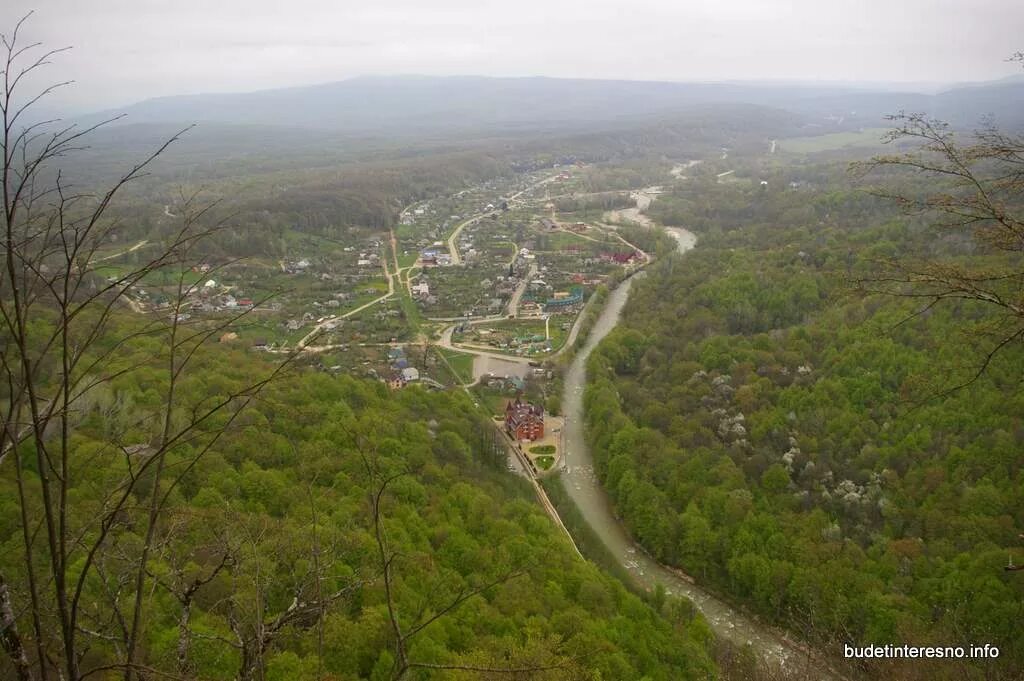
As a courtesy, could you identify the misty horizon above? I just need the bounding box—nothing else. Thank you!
[4,0,1022,113]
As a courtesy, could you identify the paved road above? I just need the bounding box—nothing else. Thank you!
[95,239,149,262]
[506,263,537,318]
[446,172,561,264]
[297,258,396,349]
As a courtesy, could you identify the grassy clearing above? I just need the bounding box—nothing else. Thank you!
[394,282,421,333]
[778,128,889,153]
[229,317,305,346]
[436,347,475,384]
[536,230,604,251]
[529,444,555,455]
[535,455,555,470]
[472,385,513,417]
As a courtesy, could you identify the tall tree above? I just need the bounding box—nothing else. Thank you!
[855,55,1023,390]
[0,14,293,680]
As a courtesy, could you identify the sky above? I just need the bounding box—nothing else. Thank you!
[3,0,1022,113]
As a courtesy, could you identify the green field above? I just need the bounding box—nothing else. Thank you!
[535,455,555,470]
[778,128,889,153]
[435,347,475,385]
[535,230,604,251]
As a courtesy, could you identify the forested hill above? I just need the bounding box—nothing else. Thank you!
[0,335,718,680]
[76,74,1024,135]
[583,161,1024,680]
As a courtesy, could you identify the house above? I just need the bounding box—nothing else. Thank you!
[386,374,406,390]
[539,218,558,230]
[544,287,583,311]
[123,443,155,458]
[519,301,541,315]
[401,367,420,382]
[412,282,430,297]
[600,252,637,265]
[505,397,544,441]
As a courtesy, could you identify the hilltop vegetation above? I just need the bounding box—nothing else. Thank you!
[584,158,1024,679]
[0,328,718,680]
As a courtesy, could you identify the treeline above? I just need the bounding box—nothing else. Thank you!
[65,101,805,260]
[583,160,1024,680]
[95,150,517,259]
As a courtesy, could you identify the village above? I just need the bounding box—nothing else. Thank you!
[97,160,659,474]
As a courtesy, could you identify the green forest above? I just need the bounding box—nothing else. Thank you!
[0,335,718,680]
[584,161,1024,680]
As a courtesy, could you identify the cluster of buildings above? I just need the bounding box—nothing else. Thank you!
[539,218,589,233]
[356,251,381,268]
[599,251,638,265]
[385,346,420,389]
[480,374,525,392]
[282,258,312,274]
[190,291,255,313]
[420,248,453,267]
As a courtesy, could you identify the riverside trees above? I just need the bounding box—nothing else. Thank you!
[584,158,1024,680]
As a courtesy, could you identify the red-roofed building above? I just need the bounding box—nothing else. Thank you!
[600,252,636,264]
[505,397,544,441]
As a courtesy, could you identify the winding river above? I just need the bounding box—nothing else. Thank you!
[559,226,843,679]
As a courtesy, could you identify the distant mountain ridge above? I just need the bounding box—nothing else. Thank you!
[76,74,1024,135]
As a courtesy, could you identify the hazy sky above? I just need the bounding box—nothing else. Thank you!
[3,0,1022,112]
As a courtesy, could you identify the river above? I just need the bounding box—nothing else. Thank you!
[558,226,842,679]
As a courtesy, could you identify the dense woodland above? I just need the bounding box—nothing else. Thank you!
[0,334,719,680]
[583,160,1024,679]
